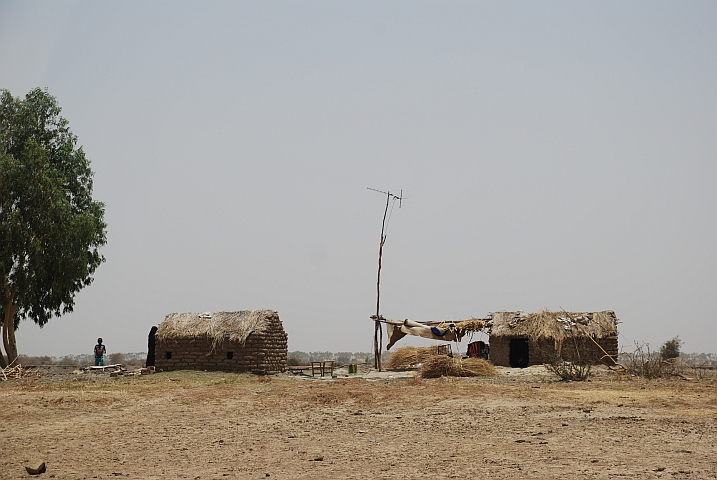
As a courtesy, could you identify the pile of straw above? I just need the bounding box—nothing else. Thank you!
[386,345,498,378]
[385,346,439,371]
[156,310,275,348]
[419,356,497,378]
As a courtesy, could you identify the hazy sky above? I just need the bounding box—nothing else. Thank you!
[1,1,715,357]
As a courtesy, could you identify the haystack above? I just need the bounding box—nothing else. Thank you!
[419,357,497,378]
[385,345,498,377]
[385,346,438,371]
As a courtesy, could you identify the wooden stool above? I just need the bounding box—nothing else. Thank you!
[311,360,335,377]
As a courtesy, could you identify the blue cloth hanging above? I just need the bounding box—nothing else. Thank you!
[430,324,455,337]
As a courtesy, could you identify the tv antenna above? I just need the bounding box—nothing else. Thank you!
[367,187,403,371]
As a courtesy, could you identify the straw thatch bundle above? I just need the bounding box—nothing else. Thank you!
[386,345,499,377]
[490,310,617,342]
[452,318,492,333]
[385,346,440,371]
[461,358,498,376]
[419,356,497,378]
[156,310,274,350]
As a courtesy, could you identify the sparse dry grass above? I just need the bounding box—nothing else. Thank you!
[2,368,717,479]
[3,368,715,415]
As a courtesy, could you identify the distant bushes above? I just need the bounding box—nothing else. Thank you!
[620,339,714,380]
[109,352,125,365]
[537,333,712,382]
[621,342,666,379]
[287,351,376,366]
[660,337,682,360]
[20,350,387,368]
[17,352,146,367]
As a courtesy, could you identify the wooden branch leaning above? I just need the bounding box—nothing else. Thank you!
[560,308,625,371]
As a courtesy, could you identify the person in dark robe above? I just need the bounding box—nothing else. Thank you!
[146,326,158,367]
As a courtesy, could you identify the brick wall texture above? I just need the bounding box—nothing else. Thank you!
[154,316,287,374]
[489,335,618,367]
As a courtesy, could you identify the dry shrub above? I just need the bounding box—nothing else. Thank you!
[686,361,712,381]
[536,341,592,381]
[542,354,592,381]
[619,342,714,380]
[419,356,497,378]
[385,346,438,371]
[622,342,671,379]
[658,358,712,381]
[660,337,682,360]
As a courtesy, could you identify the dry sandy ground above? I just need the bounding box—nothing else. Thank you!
[1,368,716,480]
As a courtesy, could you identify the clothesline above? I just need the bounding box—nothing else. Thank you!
[370,316,492,350]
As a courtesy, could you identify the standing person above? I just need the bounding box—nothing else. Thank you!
[94,338,106,366]
[146,326,157,367]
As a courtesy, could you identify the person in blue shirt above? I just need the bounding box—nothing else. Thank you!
[94,338,107,366]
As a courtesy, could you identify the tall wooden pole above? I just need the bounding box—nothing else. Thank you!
[368,187,402,372]
[374,193,391,371]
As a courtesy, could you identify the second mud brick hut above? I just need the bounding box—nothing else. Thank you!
[488,310,619,368]
[154,310,288,374]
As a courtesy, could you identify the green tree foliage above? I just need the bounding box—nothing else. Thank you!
[0,88,107,367]
[660,336,682,360]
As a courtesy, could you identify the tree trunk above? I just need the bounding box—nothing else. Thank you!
[2,297,18,367]
[1,323,9,368]
[0,330,7,368]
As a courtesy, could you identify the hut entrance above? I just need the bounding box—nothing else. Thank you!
[509,338,529,368]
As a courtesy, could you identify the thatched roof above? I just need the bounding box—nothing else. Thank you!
[489,310,618,341]
[156,310,278,347]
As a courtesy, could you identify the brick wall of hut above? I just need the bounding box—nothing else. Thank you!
[489,335,618,367]
[155,318,287,374]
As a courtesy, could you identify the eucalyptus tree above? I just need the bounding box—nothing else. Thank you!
[0,88,107,367]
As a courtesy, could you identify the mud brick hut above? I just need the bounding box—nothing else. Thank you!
[154,310,288,374]
[488,310,618,368]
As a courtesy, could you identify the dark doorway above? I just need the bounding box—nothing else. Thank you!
[146,326,157,368]
[509,338,529,368]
